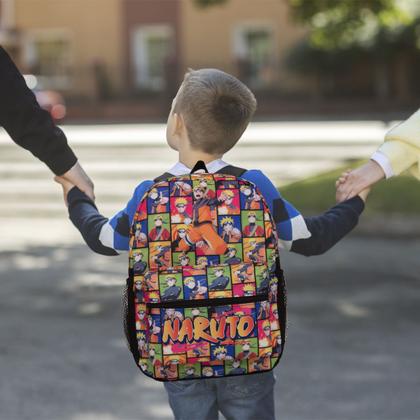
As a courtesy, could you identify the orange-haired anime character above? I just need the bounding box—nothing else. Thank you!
[246,240,266,264]
[233,263,253,284]
[171,197,192,224]
[149,318,161,343]
[218,190,238,215]
[242,283,256,296]
[144,271,158,290]
[243,212,264,237]
[264,212,276,247]
[149,216,170,241]
[177,186,227,255]
[160,362,179,380]
[236,341,257,360]
[149,188,169,214]
[197,256,209,268]
[136,305,148,330]
[150,244,171,269]
[199,178,216,199]
[220,216,241,243]
[171,180,192,196]
[258,300,270,319]
[251,350,272,372]
[213,345,233,361]
[137,332,147,354]
[164,307,184,321]
[258,320,272,347]
[272,334,282,355]
[184,276,207,299]
[178,251,191,267]
[202,366,214,377]
[240,185,262,210]
[184,365,199,379]
[172,224,190,251]
[149,346,162,367]
[134,222,147,247]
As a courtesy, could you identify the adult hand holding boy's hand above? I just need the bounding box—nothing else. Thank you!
[54,175,76,207]
[336,170,370,203]
[335,160,384,202]
[61,161,95,201]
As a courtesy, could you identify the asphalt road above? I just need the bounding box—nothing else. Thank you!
[1,236,419,420]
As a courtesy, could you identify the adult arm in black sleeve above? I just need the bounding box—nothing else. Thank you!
[291,196,365,257]
[0,46,77,175]
[67,187,118,256]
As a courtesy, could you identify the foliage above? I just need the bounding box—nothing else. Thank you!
[193,0,228,8]
[281,160,420,215]
[288,0,416,51]
[286,38,366,74]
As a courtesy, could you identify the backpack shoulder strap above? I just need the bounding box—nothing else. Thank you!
[216,165,247,177]
[153,165,247,182]
[154,172,173,182]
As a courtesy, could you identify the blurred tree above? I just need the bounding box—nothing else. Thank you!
[287,0,420,101]
[194,0,228,8]
[288,0,412,49]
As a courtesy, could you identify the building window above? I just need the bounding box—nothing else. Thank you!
[233,24,275,88]
[132,25,174,91]
[24,31,72,89]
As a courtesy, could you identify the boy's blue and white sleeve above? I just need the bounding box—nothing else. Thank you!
[98,180,153,252]
[241,170,311,250]
[67,180,153,255]
[242,169,365,256]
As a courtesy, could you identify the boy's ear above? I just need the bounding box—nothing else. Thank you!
[174,112,186,135]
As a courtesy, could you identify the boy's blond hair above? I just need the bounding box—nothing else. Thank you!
[174,68,257,154]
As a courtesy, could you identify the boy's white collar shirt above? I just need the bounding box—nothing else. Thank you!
[168,159,229,176]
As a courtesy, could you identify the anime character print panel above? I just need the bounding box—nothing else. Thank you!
[127,172,285,381]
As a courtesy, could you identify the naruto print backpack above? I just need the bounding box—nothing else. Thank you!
[123,162,286,381]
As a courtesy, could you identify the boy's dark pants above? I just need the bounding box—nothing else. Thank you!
[164,371,275,420]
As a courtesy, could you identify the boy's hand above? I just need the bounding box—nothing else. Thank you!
[336,170,370,203]
[335,160,383,202]
[61,161,95,201]
[54,175,76,207]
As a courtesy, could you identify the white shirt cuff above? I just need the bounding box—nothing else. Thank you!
[371,151,394,179]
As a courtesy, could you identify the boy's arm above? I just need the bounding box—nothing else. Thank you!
[290,197,364,256]
[66,180,153,255]
[67,188,116,255]
[243,170,364,257]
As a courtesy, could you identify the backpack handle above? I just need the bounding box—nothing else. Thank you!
[190,160,209,174]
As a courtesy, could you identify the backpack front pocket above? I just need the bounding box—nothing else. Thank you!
[136,293,281,380]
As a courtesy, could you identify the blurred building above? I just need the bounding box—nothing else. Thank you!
[0,0,309,106]
[3,0,415,120]
[1,0,124,100]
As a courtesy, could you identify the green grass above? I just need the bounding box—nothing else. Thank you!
[281,161,420,215]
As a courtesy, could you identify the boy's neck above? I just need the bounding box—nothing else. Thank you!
[178,148,223,169]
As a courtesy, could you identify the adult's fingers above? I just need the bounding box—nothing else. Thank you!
[61,161,95,201]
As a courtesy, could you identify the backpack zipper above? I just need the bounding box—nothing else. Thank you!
[147,293,268,309]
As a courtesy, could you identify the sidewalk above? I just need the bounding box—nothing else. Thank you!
[0,120,398,146]
[0,120,397,219]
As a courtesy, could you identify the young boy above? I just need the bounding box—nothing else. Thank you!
[55,68,369,420]
[336,108,420,201]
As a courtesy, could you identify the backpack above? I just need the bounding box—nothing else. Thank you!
[123,162,286,381]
